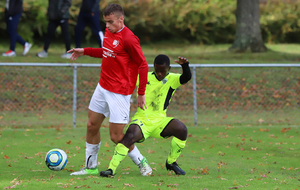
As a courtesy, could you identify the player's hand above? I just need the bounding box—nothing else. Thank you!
[67,48,84,60]
[137,95,147,110]
[174,56,188,65]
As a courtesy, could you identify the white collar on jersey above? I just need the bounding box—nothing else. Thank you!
[116,26,125,33]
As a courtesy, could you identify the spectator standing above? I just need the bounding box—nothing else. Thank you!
[75,0,104,48]
[37,0,72,59]
[2,0,32,57]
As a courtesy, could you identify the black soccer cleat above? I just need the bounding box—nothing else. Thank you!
[100,169,114,177]
[166,160,186,175]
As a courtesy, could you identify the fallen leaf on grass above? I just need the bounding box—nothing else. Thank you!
[229,186,243,189]
[66,140,72,144]
[167,183,179,187]
[106,184,115,188]
[147,148,155,154]
[123,183,135,187]
[199,167,209,175]
[281,127,291,133]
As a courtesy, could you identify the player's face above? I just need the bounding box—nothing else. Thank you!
[104,13,124,33]
[154,63,170,81]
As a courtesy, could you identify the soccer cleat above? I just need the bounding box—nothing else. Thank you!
[23,42,32,55]
[70,167,99,176]
[138,158,152,176]
[100,169,114,177]
[61,52,72,59]
[37,50,48,58]
[166,160,186,175]
[2,50,16,57]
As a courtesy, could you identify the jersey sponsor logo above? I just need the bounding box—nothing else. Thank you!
[113,40,119,48]
[102,47,116,58]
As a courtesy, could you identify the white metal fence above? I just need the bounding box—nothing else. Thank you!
[1,63,300,128]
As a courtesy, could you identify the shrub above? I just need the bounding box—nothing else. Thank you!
[0,0,299,44]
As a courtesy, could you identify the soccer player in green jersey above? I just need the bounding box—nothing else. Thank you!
[100,54,192,177]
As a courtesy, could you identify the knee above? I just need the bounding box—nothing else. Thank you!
[176,121,188,140]
[86,120,99,134]
[110,134,123,144]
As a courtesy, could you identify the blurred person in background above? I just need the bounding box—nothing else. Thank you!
[36,0,72,59]
[75,0,104,48]
[2,0,32,57]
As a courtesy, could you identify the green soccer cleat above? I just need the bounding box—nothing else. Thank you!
[70,167,99,176]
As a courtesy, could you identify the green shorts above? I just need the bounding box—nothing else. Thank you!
[128,117,174,143]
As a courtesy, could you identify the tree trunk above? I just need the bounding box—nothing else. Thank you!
[229,0,267,53]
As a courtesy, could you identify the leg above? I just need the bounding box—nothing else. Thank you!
[105,90,151,175]
[71,84,108,176]
[44,20,58,52]
[100,124,145,177]
[60,19,71,52]
[88,11,103,48]
[70,110,105,176]
[160,119,187,140]
[160,119,188,175]
[7,13,25,51]
[86,109,105,144]
[120,124,144,148]
[75,12,87,48]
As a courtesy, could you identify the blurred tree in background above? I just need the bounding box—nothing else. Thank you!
[229,0,267,53]
[0,0,299,45]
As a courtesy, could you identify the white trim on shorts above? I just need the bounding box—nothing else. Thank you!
[88,83,131,124]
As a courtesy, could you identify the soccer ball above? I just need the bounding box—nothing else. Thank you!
[45,148,68,171]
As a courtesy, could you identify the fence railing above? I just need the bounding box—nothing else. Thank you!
[1,63,300,128]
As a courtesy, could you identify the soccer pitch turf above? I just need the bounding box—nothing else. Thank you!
[1,125,299,189]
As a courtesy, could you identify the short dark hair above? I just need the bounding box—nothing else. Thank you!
[103,4,124,17]
[154,54,170,67]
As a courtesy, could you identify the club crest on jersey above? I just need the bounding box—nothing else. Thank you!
[162,78,167,84]
[113,40,119,48]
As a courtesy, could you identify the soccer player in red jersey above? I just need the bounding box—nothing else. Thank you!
[68,4,151,176]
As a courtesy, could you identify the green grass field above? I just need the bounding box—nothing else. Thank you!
[1,42,300,189]
[0,42,299,63]
[1,125,299,189]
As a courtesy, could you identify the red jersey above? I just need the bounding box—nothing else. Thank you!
[83,26,148,95]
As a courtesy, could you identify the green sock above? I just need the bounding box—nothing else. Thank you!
[167,137,186,164]
[108,143,129,174]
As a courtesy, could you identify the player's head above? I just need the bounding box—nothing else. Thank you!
[103,4,125,33]
[154,54,171,81]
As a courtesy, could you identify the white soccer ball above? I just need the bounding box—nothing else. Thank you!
[45,148,68,171]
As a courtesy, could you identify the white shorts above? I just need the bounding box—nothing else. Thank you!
[88,83,131,124]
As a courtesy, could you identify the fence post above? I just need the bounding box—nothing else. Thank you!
[73,65,77,128]
[193,66,197,126]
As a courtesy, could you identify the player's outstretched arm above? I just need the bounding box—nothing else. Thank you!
[67,48,84,60]
[175,56,192,85]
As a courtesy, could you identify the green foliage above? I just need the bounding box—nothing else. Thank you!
[0,0,299,43]
[260,0,300,43]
